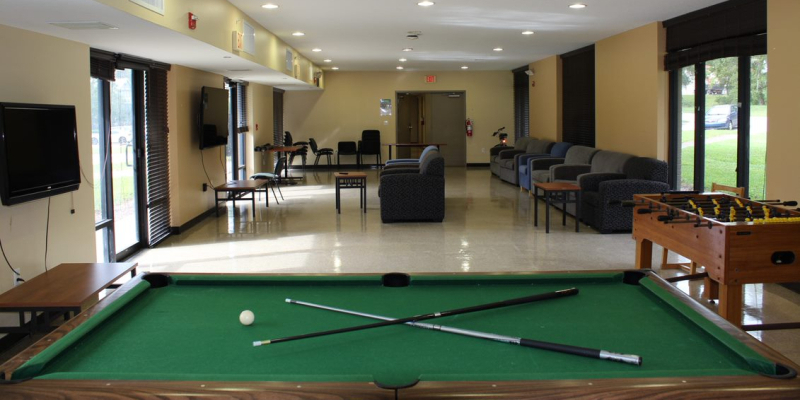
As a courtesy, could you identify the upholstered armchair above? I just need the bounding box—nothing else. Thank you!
[379,150,445,222]
[578,157,669,233]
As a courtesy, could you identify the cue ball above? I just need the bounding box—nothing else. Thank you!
[239,310,255,326]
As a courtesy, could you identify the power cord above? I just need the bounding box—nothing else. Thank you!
[199,149,215,187]
[45,197,51,272]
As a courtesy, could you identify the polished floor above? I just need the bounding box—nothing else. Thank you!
[131,167,800,365]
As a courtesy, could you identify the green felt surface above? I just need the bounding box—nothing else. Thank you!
[15,272,775,386]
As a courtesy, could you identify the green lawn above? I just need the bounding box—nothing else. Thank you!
[92,144,137,221]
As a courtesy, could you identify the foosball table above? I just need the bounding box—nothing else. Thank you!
[632,192,800,328]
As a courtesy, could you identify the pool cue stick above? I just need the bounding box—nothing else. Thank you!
[253,288,579,347]
[288,298,642,366]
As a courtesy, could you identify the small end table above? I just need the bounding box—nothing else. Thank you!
[533,182,582,233]
[334,172,367,214]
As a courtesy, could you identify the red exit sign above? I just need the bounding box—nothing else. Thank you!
[425,75,437,83]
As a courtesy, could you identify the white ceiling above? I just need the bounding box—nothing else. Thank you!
[0,0,726,89]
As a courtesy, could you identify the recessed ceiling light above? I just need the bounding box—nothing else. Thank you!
[323,59,332,63]
[292,31,305,36]
[399,58,407,62]
[312,48,322,52]
[569,3,587,9]
[397,66,404,70]
[332,66,339,70]
[493,47,503,52]
[403,47,413,52]
[461,66,469,70]
[418,1,435,6]
[262,3,279,9]
[522,30,534,35]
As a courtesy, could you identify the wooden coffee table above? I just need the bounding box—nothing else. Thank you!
[214,180,267,218]
[533,182,582,233]
[334,172,367,214]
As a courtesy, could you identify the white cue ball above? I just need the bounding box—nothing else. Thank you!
[239,310,255,326]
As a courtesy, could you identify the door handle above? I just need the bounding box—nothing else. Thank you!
[125,144,134,167]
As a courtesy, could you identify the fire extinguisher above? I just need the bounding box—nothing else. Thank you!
[466,118,473,137]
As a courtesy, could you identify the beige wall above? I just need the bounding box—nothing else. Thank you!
[284,71,514,164]
[595,22,668,159]
[528,56,562,141]
[0,26,96,295]
[95,0,321,85]
[766,0,800,202]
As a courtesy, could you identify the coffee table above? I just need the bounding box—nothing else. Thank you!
[334,172,367,214]
[214,180,266,218]
[533,182,582,233]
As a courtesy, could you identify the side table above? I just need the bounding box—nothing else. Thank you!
[334,172,367,214]
[533,182,581,233]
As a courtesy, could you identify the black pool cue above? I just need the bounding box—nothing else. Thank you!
[253,288,579,346]
[287,298,642,366]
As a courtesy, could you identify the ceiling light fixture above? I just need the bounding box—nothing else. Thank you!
[312,48,322,52]
[397,66,404,70]
[461,66,469,70]
[522,30,534,35]
[418,1,435,6]
[292,31,305,36]
[323,59,332,63]
[262,3,279,9]
[332,66,339,70]
[399,58,407,62]
[569,3,587,9]
[493,47,503,52]
[403,47,413,52]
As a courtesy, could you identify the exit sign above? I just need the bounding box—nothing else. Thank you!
[425,75,437,83]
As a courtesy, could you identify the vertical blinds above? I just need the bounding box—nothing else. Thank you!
[273,89,284,145]
[236,82,249,133]
[561,45,595,147]
[144,68,171,246]
[512,66,530,139]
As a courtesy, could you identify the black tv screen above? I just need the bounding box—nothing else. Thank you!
[199,86,229,149]
[0,103,81,206]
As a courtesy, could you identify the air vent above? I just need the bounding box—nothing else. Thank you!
[49,21,118,30]
[407,31,422,40]
[227,69,252,72]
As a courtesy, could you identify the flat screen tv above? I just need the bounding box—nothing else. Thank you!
[0,103,81,206]
[199,86,229,149]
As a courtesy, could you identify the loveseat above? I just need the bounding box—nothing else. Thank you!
[519,142,573,192]
[379,150,445,222]
[489,137,531,177]
[497,139,554,185]
[530,145,599,186]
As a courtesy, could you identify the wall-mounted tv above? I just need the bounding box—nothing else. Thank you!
[0,103,81,206]
[199,86,229,149]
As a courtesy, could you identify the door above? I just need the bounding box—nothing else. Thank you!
[425,93,467,167]
[396,94,420,159]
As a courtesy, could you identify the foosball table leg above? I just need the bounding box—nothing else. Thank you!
[718,283,744,327]
[635,238,653,270]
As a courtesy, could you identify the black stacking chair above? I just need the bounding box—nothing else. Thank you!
[337,141,359,167]
[358,130,381,167]
[309,138,333,167]
[250,157,286,205]
[284,131,308,171]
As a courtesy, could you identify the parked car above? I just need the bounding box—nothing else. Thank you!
[90,127,133,145]
[704,105,738,130]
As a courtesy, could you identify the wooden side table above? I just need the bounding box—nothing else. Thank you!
[533,182,582,233]
[334,172,367,214]
[214,180,266,218]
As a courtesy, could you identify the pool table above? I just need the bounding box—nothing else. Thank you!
[1,271,799,399]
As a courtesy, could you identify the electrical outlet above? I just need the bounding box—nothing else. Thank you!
[12,274,20,287]
[202,183,208,192]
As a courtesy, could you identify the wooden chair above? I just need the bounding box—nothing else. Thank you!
[661,183,745,275]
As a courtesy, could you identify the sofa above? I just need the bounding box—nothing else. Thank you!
[519,142,573,192]
[489,137,531,177]
[497,139,555,185]
[551,150,634,184]
[379,149,445,222]
[578,156,669,233]
[530,145,599,186]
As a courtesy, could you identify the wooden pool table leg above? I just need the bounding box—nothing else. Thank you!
[718,283,743,327]
[635,238,653,270]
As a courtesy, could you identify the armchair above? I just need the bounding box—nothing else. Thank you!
[383,145,438,170]
[578,157,669,233]
[358,130,382,167]
[379,150,445,222]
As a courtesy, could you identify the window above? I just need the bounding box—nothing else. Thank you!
[512,66,530,139]
[227,81,248,180]
[561,45,595,147]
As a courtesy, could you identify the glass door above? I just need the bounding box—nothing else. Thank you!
[703,57,739,191]
[110,69,141,254]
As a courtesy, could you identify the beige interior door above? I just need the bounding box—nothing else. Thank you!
[425,93,466,167]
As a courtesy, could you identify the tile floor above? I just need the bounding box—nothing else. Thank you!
[130,167,800,365]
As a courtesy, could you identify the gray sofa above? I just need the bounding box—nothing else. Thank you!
[380,150,445,222]
[551,150,634,184]
[530,145,599,186]
[497,139,554,185]
[519,142,573,192]
[578,156,669,233]
[489,137,532,176]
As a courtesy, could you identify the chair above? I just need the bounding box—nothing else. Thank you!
[309,138,333,167]
[337,141,359,167]
[250,157,286,205]
[358,130,382,167]
[661,182,745,273]
[284,131,308,171]
[383,145,438,170]
[379,150,445,222]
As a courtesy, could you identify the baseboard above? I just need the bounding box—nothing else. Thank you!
[171,206,218,235]
[467,163,489,167]
[287,164,384,170]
